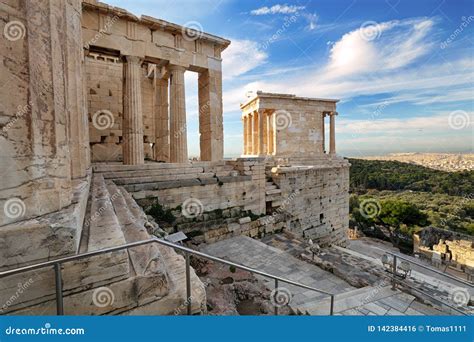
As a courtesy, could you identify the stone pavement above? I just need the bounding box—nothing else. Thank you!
[201,236,446,315]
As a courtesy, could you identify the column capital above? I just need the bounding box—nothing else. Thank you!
[123,55,143,64]
[168,64,187,73]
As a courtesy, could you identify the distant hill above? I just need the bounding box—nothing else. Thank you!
[361,152,473,172]
[348,158,474,196]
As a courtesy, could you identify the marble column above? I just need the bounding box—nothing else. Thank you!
[248,114,253,155]
[252,111,258,155]
[154,75,169,162]
[260,109,267,155]
[266,111,272,154]
[329,112,336,155]
[169,65,188,163]
[243,115,248,155]
[322,112,326,154]
[248,113,252,155]
[198,67,224,161]
[123,55,144,165]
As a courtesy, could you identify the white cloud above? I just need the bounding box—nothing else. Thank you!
[324,18,434,79]
[222,17,473,108]
[251,4,305,16]
[222,39,268,80]
[303,13,319,31]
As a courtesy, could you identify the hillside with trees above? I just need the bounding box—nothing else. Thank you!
[349,158,473,196]
[348,159,474,245]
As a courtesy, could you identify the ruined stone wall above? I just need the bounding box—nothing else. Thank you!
[86,54,123,161]
[271,162,350,247]
[414,227,474,270]
[106,159,266,216]
[0,0,90,266]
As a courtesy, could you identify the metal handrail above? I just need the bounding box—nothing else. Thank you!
[0,237,335,316]
[388,274,468,316]
[385,251,473,287]
[385,253,471,316]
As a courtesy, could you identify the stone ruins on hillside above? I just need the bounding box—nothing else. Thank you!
[0,0,349,315]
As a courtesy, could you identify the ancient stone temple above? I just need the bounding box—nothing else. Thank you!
[241,92,349,245]
[0,0,349,315]
[241,92,338,157]
[81,1,229,164]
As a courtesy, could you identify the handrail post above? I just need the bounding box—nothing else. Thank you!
[330,294,334,316]
[185,252,192,315]
[54,263,64,315]
[391,255,397,290]
[274,279,278,315]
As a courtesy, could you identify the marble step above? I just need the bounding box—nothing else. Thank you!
[300,286,405,315]
[266,188,282,195]
[266,193,283,202]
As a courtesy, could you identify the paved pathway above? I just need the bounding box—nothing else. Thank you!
[202,236,446,315]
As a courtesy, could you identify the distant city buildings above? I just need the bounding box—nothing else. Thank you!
[362,153,473,172]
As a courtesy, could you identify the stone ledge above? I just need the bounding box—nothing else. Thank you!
[0,172,91,270]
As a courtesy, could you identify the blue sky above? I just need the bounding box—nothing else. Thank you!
[106,0,473,158]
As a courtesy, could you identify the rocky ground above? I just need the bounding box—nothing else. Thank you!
[190,256,293,315]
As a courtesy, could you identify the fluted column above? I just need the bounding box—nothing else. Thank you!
[248,114,253,155]
[154,75,169,162]
[123,55,144,165]
[322,112,326,154]
[329,112,337,154]
[266,111,272,154]
[258,110,265,155]
[169,65,188,163]
[243,115,248,155]
[253,111,259,155]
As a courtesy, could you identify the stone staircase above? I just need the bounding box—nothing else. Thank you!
[1,174,205,316]
[265,180,282,212]
[202,236,448,316]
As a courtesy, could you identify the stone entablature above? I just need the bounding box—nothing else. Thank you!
[82,0,229,165]
[240,92,339,158]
